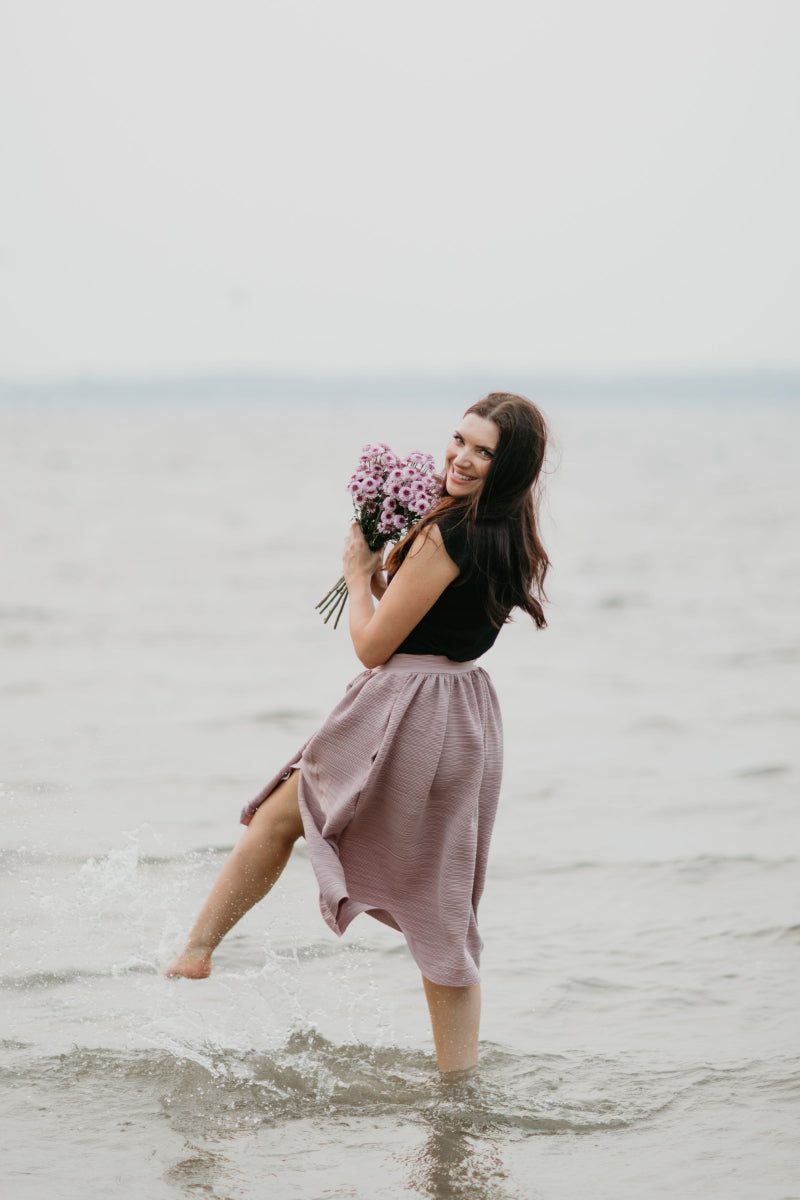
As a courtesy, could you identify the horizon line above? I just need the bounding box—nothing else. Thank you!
[1,365,799,401]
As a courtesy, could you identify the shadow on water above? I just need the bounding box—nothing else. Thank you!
[164,1133,512,1200]
[402,1078,513,1200]
[405,1129,508,1200]
[165,1149,241,1197]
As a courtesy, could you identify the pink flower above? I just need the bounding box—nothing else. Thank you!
[361,442,394,467]
[320,438,437,630]
[403,451,436,473]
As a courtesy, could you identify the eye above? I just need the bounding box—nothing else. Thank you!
[479,447,493,458]
[452,433,464,445]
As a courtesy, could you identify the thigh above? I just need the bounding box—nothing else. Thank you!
[245,769,304,843]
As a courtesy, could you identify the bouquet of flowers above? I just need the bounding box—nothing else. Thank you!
[316,442,440,628]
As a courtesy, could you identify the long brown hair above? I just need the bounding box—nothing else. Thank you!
[386,392,551,629]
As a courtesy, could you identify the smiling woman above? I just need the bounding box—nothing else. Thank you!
[444,413,499,495]
[165,392,552,1076]
[388,392,551,631]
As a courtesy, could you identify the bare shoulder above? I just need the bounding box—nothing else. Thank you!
[352,521,458,668]
[406,521,451,563]
[392,523,459,592]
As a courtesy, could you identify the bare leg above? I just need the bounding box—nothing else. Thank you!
[164,772,304,978]
[422,975,481,1074]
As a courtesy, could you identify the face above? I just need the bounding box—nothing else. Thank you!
[444,413,500,498]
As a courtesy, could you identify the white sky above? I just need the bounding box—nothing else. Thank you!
[1,0,798,379]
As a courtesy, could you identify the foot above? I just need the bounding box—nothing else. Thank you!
[163,945,214,979]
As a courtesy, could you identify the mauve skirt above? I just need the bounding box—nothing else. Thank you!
[240,653,503,987]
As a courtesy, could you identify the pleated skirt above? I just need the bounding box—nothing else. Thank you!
[240,654,503,987]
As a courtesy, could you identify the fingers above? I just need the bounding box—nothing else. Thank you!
[345,522,367,547]
[342,525,383,576]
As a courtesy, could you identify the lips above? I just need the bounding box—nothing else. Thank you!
[449,466,475,484]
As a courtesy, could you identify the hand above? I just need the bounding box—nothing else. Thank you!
[342,524,383,584]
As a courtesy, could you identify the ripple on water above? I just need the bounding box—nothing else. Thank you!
[1,1030,765,1143]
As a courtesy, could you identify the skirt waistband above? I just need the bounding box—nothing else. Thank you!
[372,653,478,675]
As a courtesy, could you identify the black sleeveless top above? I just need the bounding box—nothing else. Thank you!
[391,517,502,662]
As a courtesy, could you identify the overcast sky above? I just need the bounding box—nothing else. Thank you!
[1,0,798,380]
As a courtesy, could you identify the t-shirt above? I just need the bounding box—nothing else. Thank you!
[391,517,502,662]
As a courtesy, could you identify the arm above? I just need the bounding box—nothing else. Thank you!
[370,568,388,600]
[342,523,459,670]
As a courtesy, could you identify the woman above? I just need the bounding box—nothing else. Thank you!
[165,392,550,1074]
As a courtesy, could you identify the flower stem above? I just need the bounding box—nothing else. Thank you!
[315,576,348,624]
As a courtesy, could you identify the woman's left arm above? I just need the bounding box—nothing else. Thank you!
[343,524,459,669]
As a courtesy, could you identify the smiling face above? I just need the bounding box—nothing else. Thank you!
[444,413,500,498]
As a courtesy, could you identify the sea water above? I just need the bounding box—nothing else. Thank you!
[1,395,798,1199]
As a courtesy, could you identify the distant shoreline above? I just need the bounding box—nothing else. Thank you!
[1,368,799,404]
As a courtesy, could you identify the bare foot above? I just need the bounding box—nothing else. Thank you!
[163,946,213,979]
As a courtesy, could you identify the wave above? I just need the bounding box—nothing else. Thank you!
[3,1031,797,1172]
[717,645,800,668]
[0,962,160,991]
[0,938,366,993]
[0,1031,720,1139]
[725,923,800,944]
[0,604,52,624]
[530,853,799,876]
[734,763,793,779]
[4,842,797,885]
[0,844,229,871]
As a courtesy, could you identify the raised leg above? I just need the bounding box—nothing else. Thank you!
[422,975,481,1073]
[164,771,304,978]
